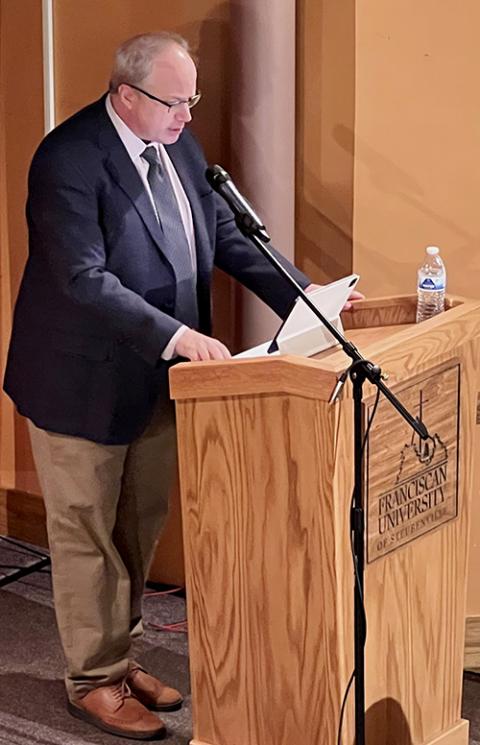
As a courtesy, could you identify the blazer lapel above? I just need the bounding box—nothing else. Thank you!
[166,141,212,278]
[96,106,172,262]
[96,102,210,275]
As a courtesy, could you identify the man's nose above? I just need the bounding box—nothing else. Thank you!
[175,103,192,123]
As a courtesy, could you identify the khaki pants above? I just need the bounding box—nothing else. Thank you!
[28,398,177,701]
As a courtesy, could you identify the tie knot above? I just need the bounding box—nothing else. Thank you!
[141,145,160,168]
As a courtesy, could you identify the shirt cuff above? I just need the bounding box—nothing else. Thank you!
[161,325,189,361]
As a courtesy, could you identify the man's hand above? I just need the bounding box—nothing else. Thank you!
[305,283,365,311]
[174,329,232,361]
[342,289,365,311]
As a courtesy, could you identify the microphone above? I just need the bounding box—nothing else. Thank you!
[205,165,271,241]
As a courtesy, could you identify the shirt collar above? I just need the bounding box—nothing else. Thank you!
[105,94,156,161]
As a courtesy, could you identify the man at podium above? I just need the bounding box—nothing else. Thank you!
[0,30,363,741]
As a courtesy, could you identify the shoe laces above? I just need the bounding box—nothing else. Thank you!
[111,677,133,710]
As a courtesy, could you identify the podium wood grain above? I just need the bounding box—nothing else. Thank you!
[171,296,480,745]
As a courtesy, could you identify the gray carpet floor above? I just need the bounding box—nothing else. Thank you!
[0,537,478,745]
[0,538,190,745]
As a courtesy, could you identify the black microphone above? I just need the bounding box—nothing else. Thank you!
[205,164,271,242]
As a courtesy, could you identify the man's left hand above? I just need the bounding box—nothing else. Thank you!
[305,283,365,311]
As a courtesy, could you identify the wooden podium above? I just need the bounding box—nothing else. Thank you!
[169,295,480,745]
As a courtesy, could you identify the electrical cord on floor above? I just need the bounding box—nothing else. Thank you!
[144,587,183,598]
[147,619,188,633]
[144,585,187,633]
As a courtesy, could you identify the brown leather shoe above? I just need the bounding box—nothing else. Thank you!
[127,664,184,712]
[68,679,166,740]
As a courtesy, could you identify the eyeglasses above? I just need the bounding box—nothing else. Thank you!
[124,83,202,111]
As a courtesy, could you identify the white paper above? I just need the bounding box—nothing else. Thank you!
[234,273,359,359]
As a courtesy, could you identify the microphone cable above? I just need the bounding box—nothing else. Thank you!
[337,386,381,745]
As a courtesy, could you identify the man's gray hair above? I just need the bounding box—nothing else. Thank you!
[109,32,192,92]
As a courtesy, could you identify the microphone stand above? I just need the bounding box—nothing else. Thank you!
[232,213,429,745]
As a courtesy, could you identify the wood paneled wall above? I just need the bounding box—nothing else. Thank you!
[295,0,355,283]
[296,0,480,621]
[352,0,480,620]
[0,2,14,490]
[353,1,480,300]
[0,0,44,494]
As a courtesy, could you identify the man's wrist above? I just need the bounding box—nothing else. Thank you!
[160,325,190,361]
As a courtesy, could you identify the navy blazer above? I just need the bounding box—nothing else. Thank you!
[4,96,310,444]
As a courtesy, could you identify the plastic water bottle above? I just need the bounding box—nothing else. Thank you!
[416,246,446,323]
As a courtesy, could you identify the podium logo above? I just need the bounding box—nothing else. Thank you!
[377,432,448,538]
[366,362,459,562]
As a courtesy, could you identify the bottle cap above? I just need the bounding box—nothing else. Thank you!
[426,246,440,255]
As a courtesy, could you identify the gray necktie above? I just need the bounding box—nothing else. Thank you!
[141,146,198,329]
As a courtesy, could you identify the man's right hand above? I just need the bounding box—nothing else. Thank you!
[174,329,232,361]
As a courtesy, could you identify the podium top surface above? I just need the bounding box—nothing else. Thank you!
[169,294,480,402]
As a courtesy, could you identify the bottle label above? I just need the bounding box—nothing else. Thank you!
[419,277,445,291]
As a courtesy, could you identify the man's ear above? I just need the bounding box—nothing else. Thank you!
[116,84,135,110]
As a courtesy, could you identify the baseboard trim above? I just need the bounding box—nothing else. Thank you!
[190,722,469,745]
[424,720,469,745]
[465,615,480,670]
[0,486,185,585]
[0,488,48,547]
